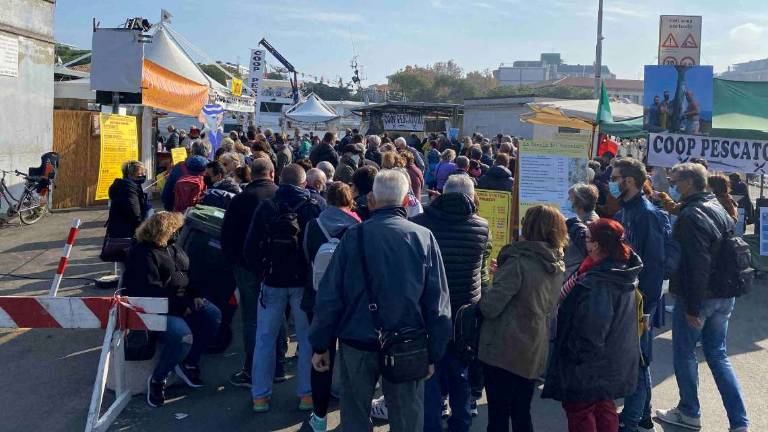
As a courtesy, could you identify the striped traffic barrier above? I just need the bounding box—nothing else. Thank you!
[49,218,81,297]
[0,295,167,432]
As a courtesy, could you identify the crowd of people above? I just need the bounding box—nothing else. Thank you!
[102,126,752,432]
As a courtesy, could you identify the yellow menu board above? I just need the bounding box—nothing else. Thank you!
[170,147,187,166]
[476,189,512,262]
[95,114,138,200]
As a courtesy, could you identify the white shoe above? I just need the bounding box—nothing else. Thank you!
[654,407,701,430]
[371,395,388,420]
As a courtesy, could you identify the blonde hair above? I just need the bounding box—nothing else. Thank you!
[381,151,405,169]
[521,205,568,253]
[135,212,184,247]
[121,160,145,178]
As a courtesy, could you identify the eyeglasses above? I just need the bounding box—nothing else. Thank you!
[609,175,625,182]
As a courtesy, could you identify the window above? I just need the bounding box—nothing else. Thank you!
[260,102,286,113]
[558,127,582,133]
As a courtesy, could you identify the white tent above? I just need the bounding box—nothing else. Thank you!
[526,99,643,122]
[284,93,338,123]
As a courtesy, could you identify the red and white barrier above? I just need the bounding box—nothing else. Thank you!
[0,295,167,432]
[49,218,81,296]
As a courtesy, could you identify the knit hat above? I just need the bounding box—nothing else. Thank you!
[186,155,207,174]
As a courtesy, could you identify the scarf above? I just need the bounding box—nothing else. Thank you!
[559,255,602,301]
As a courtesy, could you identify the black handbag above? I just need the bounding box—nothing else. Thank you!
[124,330,157,361]
[100,237,134,262]
[358,224,430,383]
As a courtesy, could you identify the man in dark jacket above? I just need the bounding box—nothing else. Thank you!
[165,125,179,150]
[477,154,513,192]
[106,161,149,239]
[220,158,280,387]
[334,143,364,184]
[310,169,451,432]
[310,132,340,168]
[351,166,377,221]
[306,168,328,209]
[201,161,240,210]
[245,164,322,412]
[161,140,211,210]
[394,136,426,172]
[411,175,491,432]
[655,163,750,432]
[610,158,668,432]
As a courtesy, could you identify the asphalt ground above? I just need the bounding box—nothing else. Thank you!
[0,206,766,431]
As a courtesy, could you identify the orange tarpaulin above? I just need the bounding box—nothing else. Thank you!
[142,59,208,116]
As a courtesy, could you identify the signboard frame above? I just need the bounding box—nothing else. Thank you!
[95,114,139,201]
[382,112,425,132]
[658,15,702,66]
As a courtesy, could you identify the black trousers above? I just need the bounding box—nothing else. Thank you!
[310,342,337,417]
[482,362,536,432]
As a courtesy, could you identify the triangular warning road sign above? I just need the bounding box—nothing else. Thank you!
[681,33,698,48]
[661,33,678,48]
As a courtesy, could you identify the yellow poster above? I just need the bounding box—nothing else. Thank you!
[231,78,243,97]
[517,140,590,227]
[476,189,512,262]
[95,114,138,201]
[170,147,187,166]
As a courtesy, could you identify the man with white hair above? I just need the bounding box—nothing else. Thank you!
[310,169,451,432]
[306,168,328,209]
[411,175,491,430]
[394,136,426,172]
[315,161,335,191]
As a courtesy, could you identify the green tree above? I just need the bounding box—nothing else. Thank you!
[301,82,356,101]
[55,43,90,65]
[198,64,228,86]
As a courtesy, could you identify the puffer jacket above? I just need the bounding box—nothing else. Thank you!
[411,193,491,315]
[477,165,513,192]
[309,142,339,167]
[669,192,734,316]
[478,241,565,379]
[542,251,642,402]
[106,178,149,239]
[334,154,359,184]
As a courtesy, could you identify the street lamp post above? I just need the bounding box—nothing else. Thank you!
[594,0,604,98]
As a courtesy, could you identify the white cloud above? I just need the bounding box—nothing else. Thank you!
[729,23,765,41]
[282,11,362,23]
[603,4,651,19]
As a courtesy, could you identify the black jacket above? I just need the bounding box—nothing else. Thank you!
[309,142,339,167]
[309,206,452,362]
[354,194,372,221]
[669,192,734,315]
[220,178,277,264]
[106,178,148,238]
[542,252,642,402]
[411,193,491,315]
[334,154,359,184]
[477,165,513,192]
[365,149,382,167]
[123,242,196,317]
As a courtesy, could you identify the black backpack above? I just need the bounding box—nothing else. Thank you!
[711,232,753,298]
[262,198,313,287]
[453,303,483,363]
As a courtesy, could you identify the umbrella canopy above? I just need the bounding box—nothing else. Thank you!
[285,93,338,123]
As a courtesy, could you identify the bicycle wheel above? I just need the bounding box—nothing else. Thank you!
[18,188,44,225]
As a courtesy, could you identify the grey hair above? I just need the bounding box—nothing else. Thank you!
[316,161,335,179]
[394,137,407,148]
[191,139,211,157]
[440,149,456,162]
[670,162,708,191]
[373,169,410,207]
[444,174,475,197]
[220,152,242,169]
[366,135,381,148]
[568,183,599,213]
[586,167,596,183]
[306,168,327,187]
[121,160,145,177]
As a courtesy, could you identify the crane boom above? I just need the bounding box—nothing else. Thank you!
[258,38,299,104]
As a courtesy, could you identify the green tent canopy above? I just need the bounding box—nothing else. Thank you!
[713,78,768,139]
[600,116,646,138]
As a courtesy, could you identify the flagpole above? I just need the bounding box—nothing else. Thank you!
[593,0,604,98]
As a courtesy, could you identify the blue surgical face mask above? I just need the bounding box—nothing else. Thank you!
[608,181,622,199]
[669,184,682,201]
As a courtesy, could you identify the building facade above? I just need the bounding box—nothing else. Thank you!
[494,53,616,87]
[0,0,55,201]
[720,59,768,82]
[530,76,644,104]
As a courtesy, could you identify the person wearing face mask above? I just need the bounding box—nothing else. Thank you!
[123,211,222,408]
[201,161,241,210]
[610,158,670,432]
[333,143,365,185]
[564,183,600,277]
[105,160,151,240]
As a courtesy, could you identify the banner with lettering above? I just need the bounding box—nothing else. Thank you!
[647,132,768,173]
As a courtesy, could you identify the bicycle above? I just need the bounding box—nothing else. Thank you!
[0,169,49,225]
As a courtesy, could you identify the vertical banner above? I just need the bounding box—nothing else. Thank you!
[476,190,512,262]
[95,114,139,200]
[249,49,266,124]
[517,141,590,227]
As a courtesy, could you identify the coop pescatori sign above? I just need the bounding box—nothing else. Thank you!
[648,132,768,173]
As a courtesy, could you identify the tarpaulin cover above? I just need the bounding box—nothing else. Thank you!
[713,78,768,134]
[522,99,644,131]
[142,59,209,116]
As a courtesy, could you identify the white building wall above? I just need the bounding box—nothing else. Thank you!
[0,0,55,200]
[463,97,544,139]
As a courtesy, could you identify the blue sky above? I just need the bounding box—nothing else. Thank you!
[643,66,714,119]
[54,0,768,85]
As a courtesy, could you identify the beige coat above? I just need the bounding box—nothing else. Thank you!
[478,241,565,379]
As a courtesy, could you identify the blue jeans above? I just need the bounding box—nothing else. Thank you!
[234,266,287,372]
[153,300,221,381]
[620,326,653,428]
[673,297,749,429]
[425,346,471,432]
[251,285,311,398]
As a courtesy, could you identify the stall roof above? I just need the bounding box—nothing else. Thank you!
[352,101,461,115]
[285,93,338,123]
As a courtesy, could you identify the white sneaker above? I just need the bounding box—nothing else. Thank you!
[654,407,701,430]
[371,396,388,420]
